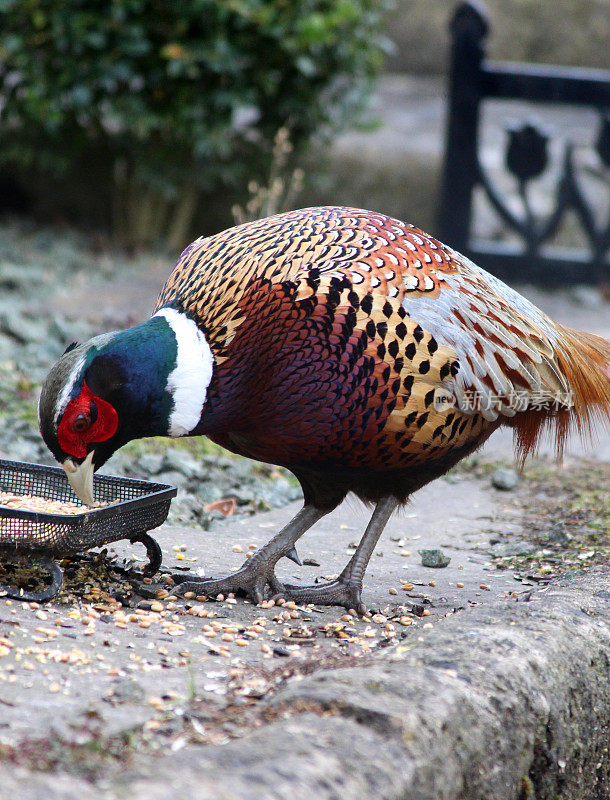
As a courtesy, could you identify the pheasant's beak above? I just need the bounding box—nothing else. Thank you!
[62,451,95,506]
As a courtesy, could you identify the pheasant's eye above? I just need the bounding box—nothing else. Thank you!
[57,382,118,459]
[70,413,91,433]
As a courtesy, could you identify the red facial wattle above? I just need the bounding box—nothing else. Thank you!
[57,381,119,459]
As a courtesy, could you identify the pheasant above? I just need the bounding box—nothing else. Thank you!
[38,207,610,611]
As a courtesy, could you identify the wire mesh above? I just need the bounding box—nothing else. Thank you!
[0,458,176,557]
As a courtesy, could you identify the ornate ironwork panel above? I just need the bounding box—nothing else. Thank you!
[438,1,610,285]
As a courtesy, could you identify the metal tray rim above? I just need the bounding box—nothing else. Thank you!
[0,457,177,527]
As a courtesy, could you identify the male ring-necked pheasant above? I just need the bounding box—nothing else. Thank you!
[39,207,610,611]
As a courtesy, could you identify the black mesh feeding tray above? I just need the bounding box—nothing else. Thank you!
[0,458,177,602]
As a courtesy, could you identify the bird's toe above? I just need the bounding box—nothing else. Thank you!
[167,561,284,605]
[275,578,365,614]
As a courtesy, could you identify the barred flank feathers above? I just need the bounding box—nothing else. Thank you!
[511,325,610,465]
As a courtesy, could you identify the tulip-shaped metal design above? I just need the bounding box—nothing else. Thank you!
[477,114,610,267]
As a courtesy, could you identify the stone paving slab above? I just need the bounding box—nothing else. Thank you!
[141,567,607,800]
[1,452,608,799]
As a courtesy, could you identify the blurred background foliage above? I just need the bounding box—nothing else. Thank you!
[0,0,393,248]
[0,0,607,250]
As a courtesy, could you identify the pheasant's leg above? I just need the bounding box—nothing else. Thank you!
[278,496,398,613]
[171,505,326,604]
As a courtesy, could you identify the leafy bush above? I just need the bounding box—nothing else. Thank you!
[0,0,393,246]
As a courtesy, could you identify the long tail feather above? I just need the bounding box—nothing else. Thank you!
[511,325,610,463]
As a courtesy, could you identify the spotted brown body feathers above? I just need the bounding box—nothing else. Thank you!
[156,209,481,479]
[156,206,610,507]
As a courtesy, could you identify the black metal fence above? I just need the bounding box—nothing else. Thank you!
[437,1,610,285]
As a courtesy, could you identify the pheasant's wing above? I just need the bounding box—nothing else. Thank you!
[267,207,570,423]
[378,237,571,423]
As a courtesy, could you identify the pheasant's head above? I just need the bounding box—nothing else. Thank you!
[38,309,213,504]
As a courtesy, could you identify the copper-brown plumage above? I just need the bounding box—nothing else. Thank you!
[156,206,610,480]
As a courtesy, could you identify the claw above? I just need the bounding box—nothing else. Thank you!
[285,546,302,566]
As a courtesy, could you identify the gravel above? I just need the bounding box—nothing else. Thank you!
[418,548,451,568]
[491,467,519,491]
[489,541,536,558]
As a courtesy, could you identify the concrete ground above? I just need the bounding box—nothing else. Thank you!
[1,453,608,798]
[0,473,525,737]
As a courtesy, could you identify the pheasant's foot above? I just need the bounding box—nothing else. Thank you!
[170,505,328,605]
[276,496,398,613]
[170,557,285,605]
[275,578,365,614]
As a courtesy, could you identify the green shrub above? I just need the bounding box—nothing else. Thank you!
[0,0,393,246]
